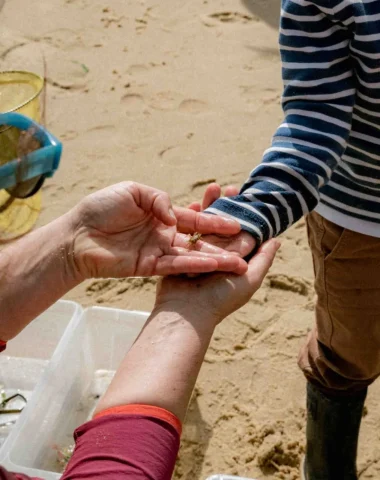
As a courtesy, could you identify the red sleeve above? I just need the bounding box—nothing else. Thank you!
[61,405,181,480]
[0,467,41,480]
[0,341,7,353]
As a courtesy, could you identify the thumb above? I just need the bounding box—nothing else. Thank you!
[246,239,280,286]
[127,182,177,227]
[151,191,177,227]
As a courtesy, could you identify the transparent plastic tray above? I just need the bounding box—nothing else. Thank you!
[1,306,148,479]
[0,300,82,457]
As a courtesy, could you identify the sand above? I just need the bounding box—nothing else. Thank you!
[2,0,380,478]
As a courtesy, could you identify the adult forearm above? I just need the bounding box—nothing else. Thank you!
[96,307,215,423]
[0,213,80,341]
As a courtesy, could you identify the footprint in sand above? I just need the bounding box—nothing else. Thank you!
[121,91,182,112]
[201,11,258,27]
[127,62,167,77]
[121,93,146,113]
[122,91,209,115]
[267,274,311,296]
[135,18,148,34]
[148,91,183,111]
[240,86,280,106]
[178,99,208,114]
[262,93,281,105]
[41,28,85,50]
[239,85,260,103]
[240,85,258,97]
[148,93,209,113]
[61,130,78,141]
[127,64,150,75]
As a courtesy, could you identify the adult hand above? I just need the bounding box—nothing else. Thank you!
[154,239,280,327]
[93,239,279,428]
[188,183,256,257]
[70,182,247,279]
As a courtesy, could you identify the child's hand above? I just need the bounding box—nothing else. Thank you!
[188,183,256,257]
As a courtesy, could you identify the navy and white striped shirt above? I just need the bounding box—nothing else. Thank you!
[206,0,380,244]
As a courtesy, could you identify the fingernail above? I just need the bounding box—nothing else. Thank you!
[221,254,236,260]
[224,218,239,225]
[169,208,176,220]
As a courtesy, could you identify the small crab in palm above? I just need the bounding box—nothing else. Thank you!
[187,232,202,249]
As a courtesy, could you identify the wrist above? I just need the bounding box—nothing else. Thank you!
[151,302,220,333]
[57,211,86,287]
[23,212,83,292]
[64,203,90,283]
[0,213,82,341]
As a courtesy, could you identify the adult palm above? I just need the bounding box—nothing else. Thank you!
[71,182,247,279]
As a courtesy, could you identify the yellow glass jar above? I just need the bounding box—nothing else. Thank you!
[0,71,44,241]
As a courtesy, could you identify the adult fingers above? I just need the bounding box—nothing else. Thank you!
[183,232,255,258]
[202,183,221,210]
[173,233,236,254]
[169,247,248,274]
[173,207,240,235]
[154,256,220,275]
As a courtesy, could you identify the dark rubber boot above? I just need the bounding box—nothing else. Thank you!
[305,382,367,480]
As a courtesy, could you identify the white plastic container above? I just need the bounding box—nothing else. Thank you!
[0,300,82,456]
[2,306,148,479]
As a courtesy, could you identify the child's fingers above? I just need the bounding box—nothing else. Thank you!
[224,185,239,197]
[174,208,241,235]
[202,183,221,210]
[188,202,201,212]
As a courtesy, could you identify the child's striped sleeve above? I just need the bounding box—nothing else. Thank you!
[205,0,356,245]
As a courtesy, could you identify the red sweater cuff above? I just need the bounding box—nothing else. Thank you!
[94,404,182,435]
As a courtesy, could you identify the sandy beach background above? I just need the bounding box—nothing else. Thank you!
[2,0,380,478]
